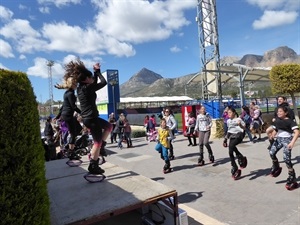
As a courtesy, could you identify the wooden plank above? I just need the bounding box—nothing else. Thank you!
[46,159,177,225]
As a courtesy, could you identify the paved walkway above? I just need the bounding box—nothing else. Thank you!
[103,133,300,225]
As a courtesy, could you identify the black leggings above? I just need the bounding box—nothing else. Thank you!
[228,135,243,167]
[63,117,79,145]
[83,117,111,146]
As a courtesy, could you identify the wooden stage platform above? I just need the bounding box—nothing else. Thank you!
[45,157,178,225]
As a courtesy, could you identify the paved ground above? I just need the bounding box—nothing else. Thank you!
[102,133,300,225]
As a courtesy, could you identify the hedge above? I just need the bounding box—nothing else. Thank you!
[0,69,50,224]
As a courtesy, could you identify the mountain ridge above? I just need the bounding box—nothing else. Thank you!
[120,46,300,98]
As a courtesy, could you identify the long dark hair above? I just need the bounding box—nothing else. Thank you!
[64,59,92,84]
[228,106,239,118]
[242,105,250,115]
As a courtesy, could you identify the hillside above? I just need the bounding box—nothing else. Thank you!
[120,46,300,98]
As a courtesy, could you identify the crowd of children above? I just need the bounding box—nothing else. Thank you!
[44,92,299,189]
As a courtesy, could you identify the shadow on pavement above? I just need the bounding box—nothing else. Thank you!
[212,157,231,167]
[151,177,165,181]
[172,164,199,172]
[239,167,270,180]
[178,191,204,204]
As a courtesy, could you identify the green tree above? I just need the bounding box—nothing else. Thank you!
[0,69,50,224]
[270,63,300,123]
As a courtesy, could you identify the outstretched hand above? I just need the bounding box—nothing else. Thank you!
[54,83,61,89]
[93,63,101,70]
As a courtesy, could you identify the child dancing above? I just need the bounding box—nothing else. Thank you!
[155,118,174,173]
[268,106,299,190]
[223,107,247,179]
[194,106,214,166]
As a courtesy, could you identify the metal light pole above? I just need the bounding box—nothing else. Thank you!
[108,70,119,115]
[46,60,54,115]
[109,80,118,115]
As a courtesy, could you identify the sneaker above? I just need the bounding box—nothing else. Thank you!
[88,159,105,174]
[69,152,81,160]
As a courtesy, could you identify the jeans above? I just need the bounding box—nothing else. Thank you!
[155,143,169,161]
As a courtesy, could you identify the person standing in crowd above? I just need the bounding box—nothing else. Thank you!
[223,107,247,179]
[251,105,263,141]
[66,60,112,175]
[123,117,133,148]
[44,116,54,143]
[240,105,253,143]
[155,118,174,173]
[266,96,295,149]
[268,106,299,190]
[186,112,197,146]
[54,76,82,160]
[108,112,117,144]
[249,101,256,118]
[43,116,56,160]
[163,108,177,160]
[114,113,126,149]
[222,107,230,138]
[194,106,214,165]
[144,115,150,141]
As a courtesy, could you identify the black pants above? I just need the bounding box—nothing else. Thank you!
[228,134,243,167]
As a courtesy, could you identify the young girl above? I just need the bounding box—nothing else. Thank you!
[268,106,299,190]
[186,112,197,146]
[240,105,253,143]
[193,106,214,165]
[251,105,263,141]
[223,107,247,179]
[155,118,174,173]
[75,60,112,175]
[123,118,133,148]
[163,108,177,160]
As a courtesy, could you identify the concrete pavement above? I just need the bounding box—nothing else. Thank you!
[103,133,300,225]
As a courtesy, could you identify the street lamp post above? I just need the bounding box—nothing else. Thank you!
[108,71,119,115]
[109,80,118,115]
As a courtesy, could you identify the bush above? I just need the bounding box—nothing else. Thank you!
[214,119,224,138]
[0,69,50,224]
[131,129,146,138]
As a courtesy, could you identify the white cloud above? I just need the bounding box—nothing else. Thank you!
[19,54,26,60]
[0,63,9,70]
[37,0,82,8]
[0,5,13,21]
[27,57,64,79]
[0,19,47,53]
[246,0,300,11]
[170,45,181,53]
[41,21,135,57]
[0,39,14,58]
[18,4,28,10]
[93,0,194,44]
[39,6,50,14]
[253,10,298,29]
[0,0,194,73]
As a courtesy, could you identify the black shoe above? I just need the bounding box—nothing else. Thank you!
[69,152,81,160]
[188,143,192,146]
[88,159,105,174]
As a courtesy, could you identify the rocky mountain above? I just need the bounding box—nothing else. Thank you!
[120,68,163,96]
[120,46,300,97]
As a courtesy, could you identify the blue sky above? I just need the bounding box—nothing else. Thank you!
[0,0,299,102]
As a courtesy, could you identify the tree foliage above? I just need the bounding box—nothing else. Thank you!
[270,64,300,123]
[270,63,300,94]
[0,69,50,224]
